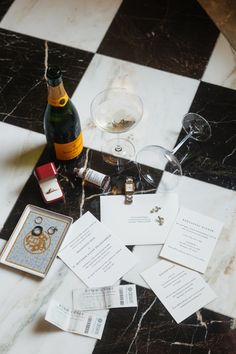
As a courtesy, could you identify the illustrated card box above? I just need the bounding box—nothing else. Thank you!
[0,205,73,278]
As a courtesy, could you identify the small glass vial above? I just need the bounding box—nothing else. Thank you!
[74,167,111,192]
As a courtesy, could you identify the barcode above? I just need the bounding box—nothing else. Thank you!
[128,287,134,303]
[95,318,103,335]
[85,316,92,334]
[119,288,124,305]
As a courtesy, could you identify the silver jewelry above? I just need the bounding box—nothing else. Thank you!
[34,216,43,224]
[47,226,58,235]
[156,216,164,225]
[150,206,161,213]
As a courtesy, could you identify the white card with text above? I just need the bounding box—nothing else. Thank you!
[100,193,178,245]
[58,212,137,287]
[73,284,137,311]
[45,299,108,339]
[141,260,216,323]
[160,207,223,273]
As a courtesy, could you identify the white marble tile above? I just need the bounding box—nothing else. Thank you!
[72,54,199,157]
[124,176,236,318]
[202,34,236,90]
[0,122,45,231]
[0,0,122,52]
[0,257,97,354]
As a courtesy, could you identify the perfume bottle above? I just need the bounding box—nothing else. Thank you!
[74,167,111,192]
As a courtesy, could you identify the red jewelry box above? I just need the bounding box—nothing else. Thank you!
[34,162,64,204]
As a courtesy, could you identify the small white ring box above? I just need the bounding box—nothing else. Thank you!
[34,162,64,204]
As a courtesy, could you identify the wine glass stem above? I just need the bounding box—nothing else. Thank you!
[115,134,122,172]
[115,134,122,153]
[171,131,193,155]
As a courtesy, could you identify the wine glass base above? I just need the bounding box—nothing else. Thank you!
[102,138,135,166]
[183,113,212,141]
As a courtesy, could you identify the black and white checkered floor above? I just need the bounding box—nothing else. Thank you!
[1,1,236,353]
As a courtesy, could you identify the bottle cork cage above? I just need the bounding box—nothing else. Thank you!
[0,205,73,277]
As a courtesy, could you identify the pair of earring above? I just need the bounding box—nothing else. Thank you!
[150,206,164,226]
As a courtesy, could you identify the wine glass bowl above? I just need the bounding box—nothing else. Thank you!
[90,88,143,162]
[136,145,182,193]
[136,112,211,193]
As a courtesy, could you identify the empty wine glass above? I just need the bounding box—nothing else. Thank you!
[136,113,212,192]
[90,88,143,165]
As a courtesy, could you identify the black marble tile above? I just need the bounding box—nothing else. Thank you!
[98,0,219,79]
[0,0,14,21]
[0,28,94,133]
[93,281,236,354]
[174,81,236,190]
[0,147,154,241]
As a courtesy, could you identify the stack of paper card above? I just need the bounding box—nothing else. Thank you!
[141,259,216,323]
[100,193,179,245]
[58,212,137,287]
[53,195,224,325]
[72,284,137,311]
[45,211,139,338]
[45,284,138,339]
[160,207,224,273]
[45,299,108,339]
[100,193,224,323]
[142,207,223,323]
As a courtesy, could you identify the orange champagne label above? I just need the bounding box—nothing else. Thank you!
[54,132,83,160]
[48,94,69,107]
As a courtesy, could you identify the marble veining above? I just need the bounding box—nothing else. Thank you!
[176,81,236,190]
[0,256,97,354]
[0,28,93,133]
[0,122,45,231]
[0,147,112,240]
[0,0,236,353]
[0,0,123,52]
[98,0,219,79]
[93,282,236,354]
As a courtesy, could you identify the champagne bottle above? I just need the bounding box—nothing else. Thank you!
[43,66,83,164]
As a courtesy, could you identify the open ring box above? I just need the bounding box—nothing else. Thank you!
[34,162,64,204]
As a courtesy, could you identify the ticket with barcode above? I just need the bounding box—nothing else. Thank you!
[72,284,137,311]
[45,300,108,339]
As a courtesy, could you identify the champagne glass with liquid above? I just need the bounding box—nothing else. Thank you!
[90,88,143,165]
